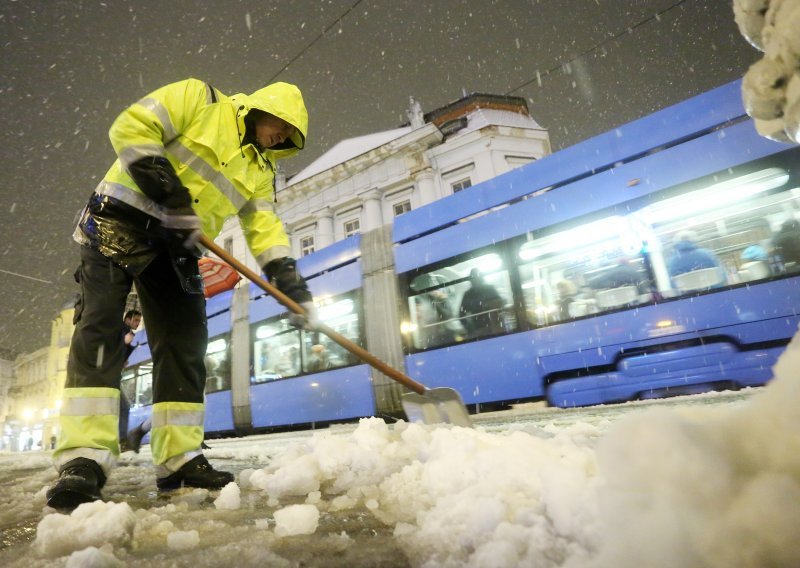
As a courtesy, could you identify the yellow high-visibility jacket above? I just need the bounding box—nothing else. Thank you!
[88,78,308,267]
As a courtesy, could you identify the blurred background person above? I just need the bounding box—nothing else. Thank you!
[459,268,504,339]
[667,230,726,287]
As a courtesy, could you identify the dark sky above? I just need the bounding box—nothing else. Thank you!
[0,0,759,356]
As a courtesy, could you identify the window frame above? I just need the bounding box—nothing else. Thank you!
[393,200,412,217]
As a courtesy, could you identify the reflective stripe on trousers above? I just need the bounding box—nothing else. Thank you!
[54,387,121,473]
[150,401,205,467]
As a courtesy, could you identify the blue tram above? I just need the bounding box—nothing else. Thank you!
[122,79,800,436]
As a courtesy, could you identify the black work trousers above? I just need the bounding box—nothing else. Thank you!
[67,245,207,405]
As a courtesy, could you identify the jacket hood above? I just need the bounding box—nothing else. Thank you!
[230,82,308,159]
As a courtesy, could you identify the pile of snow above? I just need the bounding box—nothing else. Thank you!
[243,328,800,567]
[735,0,800,143]
[583,342,800,567]
[29,328,800,566]
[35,501,135,558]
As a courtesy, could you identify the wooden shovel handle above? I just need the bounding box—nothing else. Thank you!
[199,235,427,395]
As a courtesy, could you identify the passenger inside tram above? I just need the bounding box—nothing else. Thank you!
[773,219,800,272]
[555,279,578,320]
[458,268,504,339]
[666,230,727,291]
[738,244,772,282]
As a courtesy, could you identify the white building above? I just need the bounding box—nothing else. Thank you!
[1,300,74,451]
[0,352,14,450]
[218,92,550,267]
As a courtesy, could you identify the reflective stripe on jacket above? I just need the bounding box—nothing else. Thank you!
[96,78,308,266]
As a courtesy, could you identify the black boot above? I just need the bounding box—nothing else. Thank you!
[156,455,234,492]
[126,424,146,454]
[46,458,107,511]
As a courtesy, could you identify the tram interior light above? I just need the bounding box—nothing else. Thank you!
[207,338,227,354]
[644,168,788,224]
[256,326,277,340]
[318,299,354,321]
[474,254,503,273]
[518,216,633,261]
[521,280,546,290]
[400,321,418,334]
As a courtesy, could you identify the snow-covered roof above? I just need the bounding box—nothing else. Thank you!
[287,108,543,187]
[459,108,543,133]
[288,126,412,185]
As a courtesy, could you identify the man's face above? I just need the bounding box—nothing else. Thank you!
[127,315,142,329]
[254,113,296,149]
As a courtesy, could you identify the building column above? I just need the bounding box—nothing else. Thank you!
[361,189,383,231]
[314,208,334,249]
[415,168,437,206]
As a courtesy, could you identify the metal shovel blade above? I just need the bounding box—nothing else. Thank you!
[401,388,473,427]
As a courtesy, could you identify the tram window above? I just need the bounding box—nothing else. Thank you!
[251,291,363,381]
[403,252,514,349]
[642,166,800,295]
[120,371,136,408]
[516,216,650,325]
[204,336,231,393]
[302,296,361,372]
[252,320,300,383]
[135,363,153,405]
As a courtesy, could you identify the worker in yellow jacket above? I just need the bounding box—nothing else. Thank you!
[48,78,314,511]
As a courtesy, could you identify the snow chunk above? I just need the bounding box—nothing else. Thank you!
[273,504,320,537]
[213,481,241,510]
[36,501,136,558]
[167,529,200,551]
[65,544,123,567]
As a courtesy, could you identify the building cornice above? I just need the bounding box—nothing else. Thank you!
[286,124,443,196]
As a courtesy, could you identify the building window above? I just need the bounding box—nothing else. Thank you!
[393,200,412,217]
[300,235,315,257]
[506,156,535,170]
[451,178,472,193]
[343,218,360,237]
[223,237,233,255]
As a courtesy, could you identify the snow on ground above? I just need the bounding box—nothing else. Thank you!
[0,330,798,567]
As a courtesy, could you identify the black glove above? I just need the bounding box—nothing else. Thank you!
[163,206,203,295]
[163,205,202,251]
[264,257,316,329]
[128,156,192,209]
[127,157,201,249]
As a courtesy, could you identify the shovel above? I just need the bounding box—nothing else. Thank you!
[199,235,472,428]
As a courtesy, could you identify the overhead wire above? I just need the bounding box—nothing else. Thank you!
[270,0,692,209]
[267,0,366,84]
[505,0,691,95]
